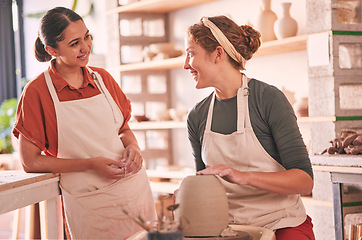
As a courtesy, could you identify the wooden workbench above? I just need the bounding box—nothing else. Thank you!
[0,170,62,239]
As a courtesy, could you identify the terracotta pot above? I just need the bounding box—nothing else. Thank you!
[274,2,298,39]
[175,175,229,237]
[256,0,277,42]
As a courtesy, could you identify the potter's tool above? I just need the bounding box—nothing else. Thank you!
[167,204,179,221]
[122,209,151,231]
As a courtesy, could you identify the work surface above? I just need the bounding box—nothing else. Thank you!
[0,170,58,191]
[0,170,60,214]
[0,170,62,239]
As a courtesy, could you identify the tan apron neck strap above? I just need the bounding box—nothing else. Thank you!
[236,74,251,133]
[236,88,245,133]
[205,92,215,132]
[86,66,123,123]
[86,66,104,92]
[44,69,60,105]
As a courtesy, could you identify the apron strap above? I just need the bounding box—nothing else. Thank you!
[44,70,60,105]
[86,66,123,123]
[236,74,250,133]
[205,92,215,132]
[236,88,245,134]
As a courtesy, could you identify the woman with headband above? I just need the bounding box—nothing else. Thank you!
[184,16,315,239]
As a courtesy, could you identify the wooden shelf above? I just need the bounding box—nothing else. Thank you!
[255,34,308,57]
[108,0,218,14]
[311,155,362,169]
[312,165,362,174]
[120,56,185,73]
[297,116,362,123]
[128,117,335,130]
[128,120,186,130]
[297,116,336,123]
[119,35,309,73]
[128,117,337,131]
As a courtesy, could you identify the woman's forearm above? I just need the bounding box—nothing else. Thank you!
[119,123,140,150]
[198,165,313,195]
[242,169,314,195]
[19,134,92,173]
[19,134,124,177]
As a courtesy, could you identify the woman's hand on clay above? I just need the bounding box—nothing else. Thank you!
[122,144,143,174]
[90,157,128,179]
[196,164,246,185]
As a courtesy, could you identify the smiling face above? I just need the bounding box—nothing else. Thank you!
[184,37,217,89]
[46,20,92,70]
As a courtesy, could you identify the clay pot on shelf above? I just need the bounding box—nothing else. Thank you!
[148,43,183,60]
[175,175,229,237]
[293,97,308,117]
[256,0,277,42]
[133,115,150,122]
[274,2,298,39]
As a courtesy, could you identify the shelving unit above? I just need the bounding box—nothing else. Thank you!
[118,34,309,73]
[109,0,320,169]
[110,0,221,169]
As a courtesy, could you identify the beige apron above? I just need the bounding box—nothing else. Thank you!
[44,67,156,239]
[201,75,306,230]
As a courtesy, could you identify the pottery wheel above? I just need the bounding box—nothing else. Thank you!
[184,230,252,240]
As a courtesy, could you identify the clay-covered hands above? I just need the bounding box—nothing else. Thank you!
[122,144,143,175]
[196,164,248,185]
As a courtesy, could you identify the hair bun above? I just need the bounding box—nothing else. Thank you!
[239,25,261,57]
[34,36,52,62]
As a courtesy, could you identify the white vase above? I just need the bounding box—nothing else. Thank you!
[256,0,277,42]
[274,2,298,39]
[174,175,229,237]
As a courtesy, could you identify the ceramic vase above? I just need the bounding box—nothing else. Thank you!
[174,175,229,237]
[256,0,277,42]
[274,2,298,39]
[293,97,308,117]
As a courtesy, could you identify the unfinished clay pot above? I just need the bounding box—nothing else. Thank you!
[175,175,229,237]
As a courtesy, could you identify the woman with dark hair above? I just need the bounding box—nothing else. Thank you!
[183,16,315,239]
[13,7,156,239]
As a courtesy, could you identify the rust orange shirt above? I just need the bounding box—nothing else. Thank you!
[13,60,131,157]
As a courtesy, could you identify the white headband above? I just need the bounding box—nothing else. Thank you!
[201,17,245,68]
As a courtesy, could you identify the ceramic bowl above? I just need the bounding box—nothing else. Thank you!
[149,43,175,54]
